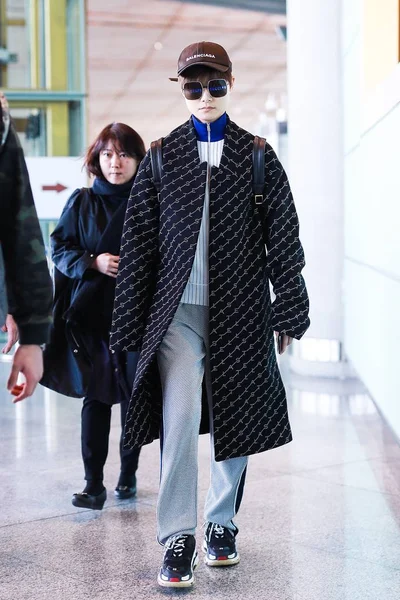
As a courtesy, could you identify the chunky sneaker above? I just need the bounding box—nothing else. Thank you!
[157,534,199,588]
[203,522,240,566]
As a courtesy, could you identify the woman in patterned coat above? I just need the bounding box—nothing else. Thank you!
[110,42,309,588]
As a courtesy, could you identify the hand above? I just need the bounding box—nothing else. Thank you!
[0,90,9,112]
[92,253,119,278]
[7,345,44,403]
[1,314,19,354]
[275,332,293,355]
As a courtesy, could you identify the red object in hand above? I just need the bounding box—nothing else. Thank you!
[11,383,25,396]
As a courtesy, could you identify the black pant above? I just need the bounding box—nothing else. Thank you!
[81,397,140,481]
[81,351,140,482]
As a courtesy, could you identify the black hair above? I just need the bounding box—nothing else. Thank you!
[84,122,146,179]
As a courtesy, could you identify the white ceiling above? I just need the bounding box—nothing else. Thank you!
[87,0,287,147]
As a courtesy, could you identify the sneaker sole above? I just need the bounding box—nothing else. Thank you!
[202,542,240,567]
[157,552,199,588]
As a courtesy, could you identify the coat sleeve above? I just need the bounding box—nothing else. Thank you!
[0,123,53,344]
[109,152,159,352]
[51,189,97,279]
[262,143,310,340]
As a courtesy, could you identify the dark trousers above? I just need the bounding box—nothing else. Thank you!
[81,397,140,481]
[81,351,140,482]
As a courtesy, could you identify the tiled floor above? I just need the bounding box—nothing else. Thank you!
[1,356,400,599]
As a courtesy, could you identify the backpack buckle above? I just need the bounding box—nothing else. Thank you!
[255,194,263,205]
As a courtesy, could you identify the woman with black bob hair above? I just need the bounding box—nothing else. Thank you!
[41,123,145,510]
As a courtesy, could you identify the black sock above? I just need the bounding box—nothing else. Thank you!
[83,480,105,496]
[117,473,136,488]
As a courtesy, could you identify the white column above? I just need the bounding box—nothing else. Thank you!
[286,0,347,376]
[342,0,400,437]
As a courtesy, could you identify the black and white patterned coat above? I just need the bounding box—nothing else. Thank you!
[110,117,310,461]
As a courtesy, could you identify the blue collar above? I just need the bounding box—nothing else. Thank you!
[191,113,227,142]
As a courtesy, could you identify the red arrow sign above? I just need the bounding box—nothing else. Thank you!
[42,183,68,194]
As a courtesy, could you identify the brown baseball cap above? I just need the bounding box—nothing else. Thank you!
[169,41,232,81]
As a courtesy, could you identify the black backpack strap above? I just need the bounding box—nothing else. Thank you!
[150,137,163,198]
[252,135,266,205]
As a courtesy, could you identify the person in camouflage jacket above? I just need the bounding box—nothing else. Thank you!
[0,92,52,401]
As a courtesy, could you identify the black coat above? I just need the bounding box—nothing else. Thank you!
[110,117,310,461]
[41,184,134,400]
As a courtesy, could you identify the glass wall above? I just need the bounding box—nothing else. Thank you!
[0,0,47,90]
[1,0,32,89]
[0,0,86,156]
[10,106,47,155]
[0,0,86,347]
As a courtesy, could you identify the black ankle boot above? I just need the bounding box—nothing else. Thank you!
[114,474,137,499]
[72,482,107,510]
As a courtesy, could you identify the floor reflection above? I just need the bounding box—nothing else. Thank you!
[1,356,400,599]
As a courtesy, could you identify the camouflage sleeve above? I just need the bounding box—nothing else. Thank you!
[0,123,53,344]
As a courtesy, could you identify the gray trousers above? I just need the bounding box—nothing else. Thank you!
[156,303,248,544]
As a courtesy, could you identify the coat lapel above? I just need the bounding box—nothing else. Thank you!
[211,119,253,206]
[162,119,207,233]
[163,119,203,178]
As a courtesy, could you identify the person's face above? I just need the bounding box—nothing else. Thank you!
[99,143,138,185]
[181,76,234,124]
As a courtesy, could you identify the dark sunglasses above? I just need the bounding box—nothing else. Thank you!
[182,79,229,101]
